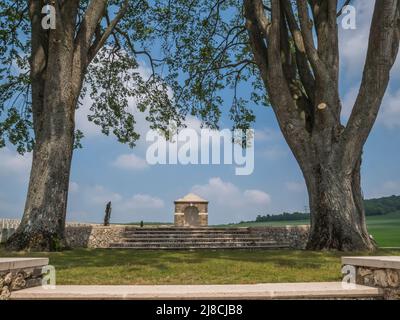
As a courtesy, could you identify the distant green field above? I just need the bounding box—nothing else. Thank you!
[216,212,400,248]
[366,213,400,247]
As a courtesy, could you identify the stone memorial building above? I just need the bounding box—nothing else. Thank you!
[174,193,208,227]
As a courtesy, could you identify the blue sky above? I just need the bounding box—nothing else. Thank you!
[0,1,399,224]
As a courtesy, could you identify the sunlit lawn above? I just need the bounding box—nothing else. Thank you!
[1,248,399,285]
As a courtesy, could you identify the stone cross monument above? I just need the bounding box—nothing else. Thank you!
[174,193,208,227]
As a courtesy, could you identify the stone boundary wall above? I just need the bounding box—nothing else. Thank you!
[66,225,310,249]
[65,225,125,248]
[248,225,310,249]
[356,266,400,299]
[0,258,48,300]
[0,219,99,244]
[1,267,45,300]
[2,221,310,249]
[342,257,400,300]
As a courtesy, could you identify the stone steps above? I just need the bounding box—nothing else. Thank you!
[124,227,245,231]
[119,237,267,242]
[110,243,289,249]
[122,233,263,238]
[110,227,289,250]
[124,229,249,234]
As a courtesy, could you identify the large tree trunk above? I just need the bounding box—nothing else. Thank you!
[6,59,77,250]
[6,1,78,251]
[6,108,75,251]
[304,157,375,251]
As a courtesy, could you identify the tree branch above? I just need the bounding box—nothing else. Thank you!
[296,0,328,79]
[342,0,400,168]
[88,0,129,63]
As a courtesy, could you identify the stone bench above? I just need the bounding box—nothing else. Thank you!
[342,256,400,300]
[0,258,49,300]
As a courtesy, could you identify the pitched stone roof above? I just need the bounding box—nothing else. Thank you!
[175,193,208,203]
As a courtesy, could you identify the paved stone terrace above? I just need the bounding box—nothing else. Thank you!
[10,283,382,300]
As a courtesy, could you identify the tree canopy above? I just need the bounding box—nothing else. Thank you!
[0,0,184,154]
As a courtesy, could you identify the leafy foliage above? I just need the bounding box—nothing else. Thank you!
[0,0,185,153]
[364,195,400,216]
[0,0,32,153]
[152,0,269,133]
[255,212,310,222]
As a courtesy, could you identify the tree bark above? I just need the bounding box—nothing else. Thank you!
[304,156,375,251]
[6,31,77,250]
[6,0,79,251]
[6,107,75,251]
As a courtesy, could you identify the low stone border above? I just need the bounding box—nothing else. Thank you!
[65,225,125,248]
[342,256,400,300]
[65,225,310,249]
[0,258,49,300]
[249,225,310,249]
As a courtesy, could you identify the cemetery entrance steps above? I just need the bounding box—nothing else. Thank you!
[109,227,290,249]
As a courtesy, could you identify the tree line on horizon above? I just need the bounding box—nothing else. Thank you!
[253,195,400,222]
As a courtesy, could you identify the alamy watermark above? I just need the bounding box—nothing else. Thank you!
[42,265,56,289]
[41,5,56,30]
[146,128,255,176]
[341,5,357,30]
[40,4,358,30]
[341,264,357,289]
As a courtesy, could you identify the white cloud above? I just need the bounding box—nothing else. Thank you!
[191,177,271,223]
[191,177,240,206]
[243,189,271,205]
[342,86,400,128]
[121,194,164,210]
[66,183,165,223]
[367,180,400,199]
[261,146,288,160]
[285,181,306,193]
[75,95,102,138]
[0,147,31,178]
[85,185,123,205]
[378,88,400,128]
[381,181,400,193]
[255,128,280,142]
[112,153,148,170]
[69,181,79,193]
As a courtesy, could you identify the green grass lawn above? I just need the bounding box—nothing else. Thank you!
[1,213,398,285]
[1,247,399,285]
[218,212,400,247]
